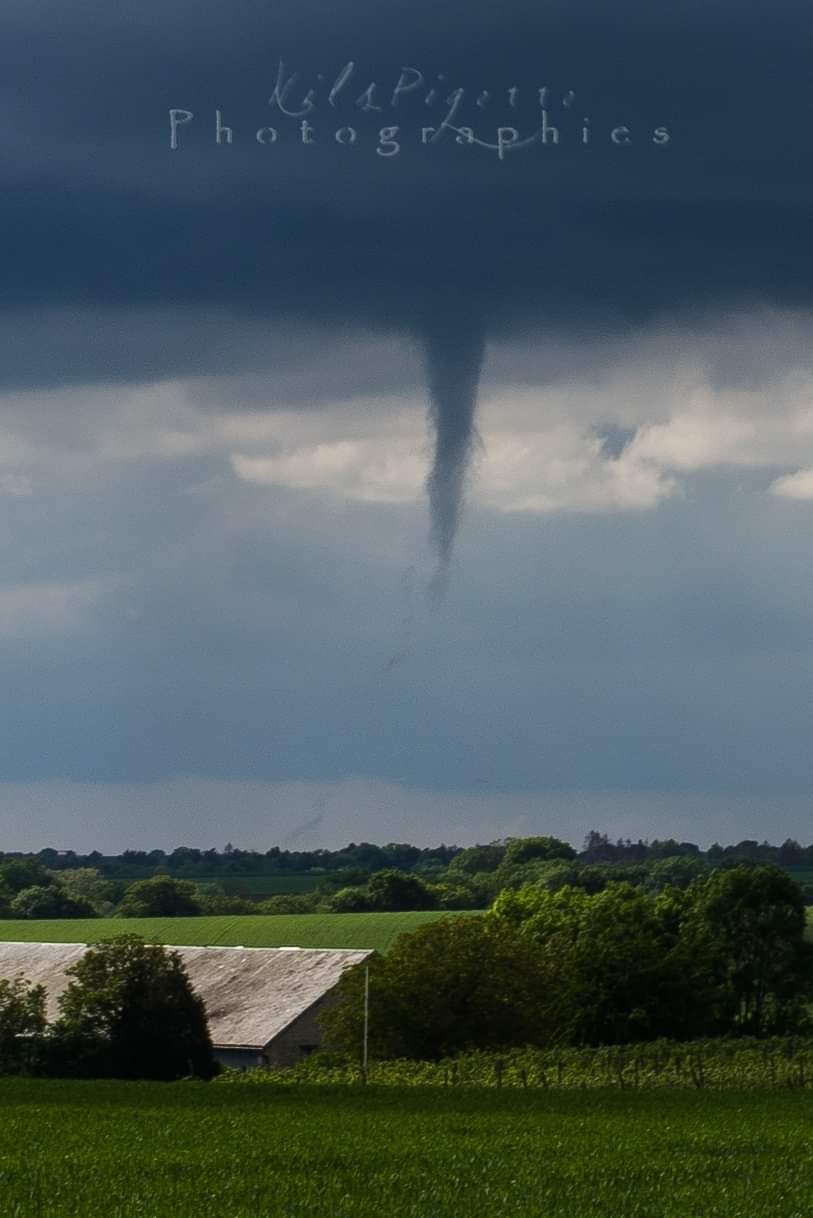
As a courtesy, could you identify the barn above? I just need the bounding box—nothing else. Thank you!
[0,941,372,1069]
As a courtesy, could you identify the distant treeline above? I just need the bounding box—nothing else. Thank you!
[2,832,813,920]
[16,841,459,879]
[6,831,813,878]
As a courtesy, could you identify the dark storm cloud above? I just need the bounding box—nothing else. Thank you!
[4,0,811,573]
[2,0,813,359]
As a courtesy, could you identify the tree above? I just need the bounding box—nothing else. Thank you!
[257,893,319,915]
[320,915,547,1060]
[0,859,53,895]
[446,843,506,876]
[317,868,371,892]
[10,886,96,919]
[116,876,201,918]
[380,843,423,871]
[501,836,576,868]
[684,865,813,1035]
[642,856,710,893]
[0,975,46,1074]
[496,858,580,893]
[648,839,701,860]
[57,868,116,915]
[581,831,618,864]
[364,870,437,912]
[47,935,217,1079]
[491,882,709,1044]
[427,881,481,910]
[328,887,372,913]
[779,838,804,866]
[193,885,256,915]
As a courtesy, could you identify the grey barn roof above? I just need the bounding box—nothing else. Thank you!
[0,942,372,1050]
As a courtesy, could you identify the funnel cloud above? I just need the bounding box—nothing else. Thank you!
[424,313,486,580]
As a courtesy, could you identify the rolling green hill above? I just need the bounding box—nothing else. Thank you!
[0,910,466,954]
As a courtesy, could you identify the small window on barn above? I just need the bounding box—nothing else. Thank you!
[299,1044,318,1057]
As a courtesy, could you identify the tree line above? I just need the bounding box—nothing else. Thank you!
[3,833,813,918]
[13,831,813,881]
[321,865,813,1060]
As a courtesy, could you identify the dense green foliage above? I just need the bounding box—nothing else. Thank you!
[208,873,323,895]
[22,841,458,883]
[116,876,201,918]
[0,910,460,952]
[4,834,813,917]
[0,859,96,919]
[9,885,95,919]
[228,1038,813,1091]
[1,1079,813,1217]
[0,976,46,1074]
[330,915,547,1059]
[323,867,813,1058]
[685,865,812,1033]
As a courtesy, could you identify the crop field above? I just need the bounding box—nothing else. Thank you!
[787,866,813,890]
[786,865,813,881]
[1,1079,812,1218]
[234,1038,813,1091]
[212,873,324,896]
[0,910,461,953]
[115,873,325,897]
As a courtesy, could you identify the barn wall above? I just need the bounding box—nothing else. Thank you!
[263,997,330,1067]
[214,1047,267,1071]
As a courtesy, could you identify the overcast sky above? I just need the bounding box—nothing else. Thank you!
[2,1,813,852]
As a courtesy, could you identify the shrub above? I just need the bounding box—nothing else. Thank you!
[116,876,201,918]
[10,885,96,919]
[0,975,46,1073]
[365,870,437,912]
[257,894,320,915]
[328,887,372,913]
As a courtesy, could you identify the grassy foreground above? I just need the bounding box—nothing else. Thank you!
[1,1080,813,1218]
[0,910,459,953]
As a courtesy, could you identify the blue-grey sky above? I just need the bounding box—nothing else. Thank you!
[2,0,813,851]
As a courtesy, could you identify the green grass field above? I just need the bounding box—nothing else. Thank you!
[116,873,324,897]
[215,873,324,896]
[0,906,808,950]
[1,1080,812,1217]
[0,910,460,953]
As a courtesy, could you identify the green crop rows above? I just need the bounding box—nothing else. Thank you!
[1,1079,813,1218]
[227,1039,813,1091]
[0,910,461,954]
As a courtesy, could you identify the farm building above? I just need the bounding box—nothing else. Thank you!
[0,941,372,1069]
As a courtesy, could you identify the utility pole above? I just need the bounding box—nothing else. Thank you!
[362,964,370,1084]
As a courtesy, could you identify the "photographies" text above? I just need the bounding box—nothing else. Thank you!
[168,61,672,160]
